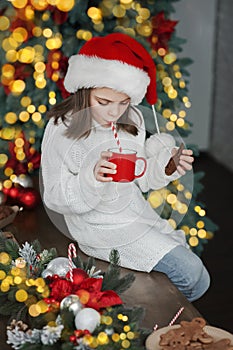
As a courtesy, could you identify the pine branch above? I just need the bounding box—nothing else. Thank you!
[128,306,146,325]
[0,300,22,316]
[82,256,96,272]
[61,309,75,332]
[8,286,17,302]
[16,304,28,323]
[109,249,121,266]
[31,240,42,254]
[5,239,19,260]
[110,273,135,294]
[61,343,74,350]
[0,262,11,273]
[0,235,6,251]
[102,264,120,291]
[72,255,84,270]
[102,262,135,294]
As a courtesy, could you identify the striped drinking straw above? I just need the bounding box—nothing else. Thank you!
[110,122,122,153]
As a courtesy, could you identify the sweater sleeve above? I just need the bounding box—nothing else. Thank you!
[135,119,181,193]
[41,123,106,215]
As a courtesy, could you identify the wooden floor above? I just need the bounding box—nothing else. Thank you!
[192,152,233,333]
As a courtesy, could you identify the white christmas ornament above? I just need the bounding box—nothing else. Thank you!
[13,174,33,188]
[75,308,100,333]
[42,257,74,278]
[60,295,83,316]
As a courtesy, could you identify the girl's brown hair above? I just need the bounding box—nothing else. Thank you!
[47,88,140,139]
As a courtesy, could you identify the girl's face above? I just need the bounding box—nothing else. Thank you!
[90,87,130,127]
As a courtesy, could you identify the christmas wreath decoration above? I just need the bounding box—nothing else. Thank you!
[0,235,150,349]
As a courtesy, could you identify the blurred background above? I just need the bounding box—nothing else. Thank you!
[174,0,233,169]
[0,0,232,333]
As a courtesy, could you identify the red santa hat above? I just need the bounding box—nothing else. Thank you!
[64,33,157,105]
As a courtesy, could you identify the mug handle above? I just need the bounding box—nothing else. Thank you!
[134,157,147,179]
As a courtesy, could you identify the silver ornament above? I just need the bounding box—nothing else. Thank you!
[13,174,33,188]
[60,295,83,315]
[75,308,100,333]
[41,268,54,278]
[42,257,75,277]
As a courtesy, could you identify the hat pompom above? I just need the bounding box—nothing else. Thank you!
[145,133,176,157]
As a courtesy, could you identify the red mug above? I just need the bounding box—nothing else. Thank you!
[107,148,147,182]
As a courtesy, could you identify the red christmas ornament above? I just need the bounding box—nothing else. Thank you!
[69,335,77,343]
[19,188,41,209]
[66,268,88,286]
[8,187,20,199]
[2,187,10,196]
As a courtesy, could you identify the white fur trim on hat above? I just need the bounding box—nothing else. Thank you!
[64,55,150,105]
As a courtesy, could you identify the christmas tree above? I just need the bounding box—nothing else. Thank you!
[0,0,218,254]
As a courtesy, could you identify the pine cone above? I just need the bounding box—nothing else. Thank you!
[7,319,29,332]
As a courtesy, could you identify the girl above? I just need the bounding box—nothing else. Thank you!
[41,33,210,301]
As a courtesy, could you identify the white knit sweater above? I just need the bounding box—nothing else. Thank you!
[41,107,187,272]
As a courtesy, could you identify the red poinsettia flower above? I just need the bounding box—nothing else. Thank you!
[66,268,89,286]
[47,272,123,310]
[50,278,73,302]
[74,277,123,311]
[78,278,103,292]
[86,290,123,310]
[148,12,178,53]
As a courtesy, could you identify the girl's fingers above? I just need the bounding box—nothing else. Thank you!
[179,159,193,171]
[177,165,186,175]
[98,166,116,175]
[96,174,113,182]
[101,151,113,159]
[100,160,116,170]
[181,149,193,156]
[94,152,116,182]
[180,155,194,163]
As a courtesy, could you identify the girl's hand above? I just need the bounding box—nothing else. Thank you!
[172,148,194,175]
[94,151,117,182]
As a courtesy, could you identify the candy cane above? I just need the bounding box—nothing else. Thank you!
[169,306,184,326]
[68,243,77,283]
[111,122,122,153]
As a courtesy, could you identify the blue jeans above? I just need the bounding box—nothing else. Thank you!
[153,245,210,302]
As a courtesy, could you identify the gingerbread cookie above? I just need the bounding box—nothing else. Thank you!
[165,143,185,176]
[180,318,211,343]
[203,339,233,350]
[159,317,233,350]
